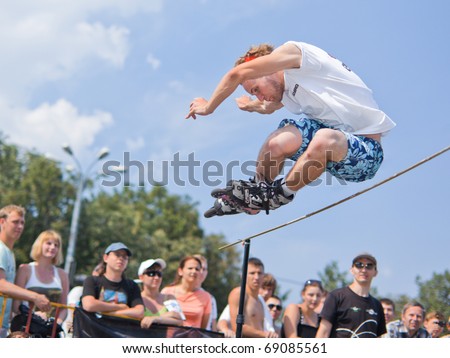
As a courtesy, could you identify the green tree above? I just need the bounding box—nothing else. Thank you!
[0,135,73,263]
[318,260,351,292]
[0,134,23,201]
[75,185,241,312]
[1,135,241,312]
[416,270,450,318]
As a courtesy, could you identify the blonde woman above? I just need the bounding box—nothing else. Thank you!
[13,230,69,324]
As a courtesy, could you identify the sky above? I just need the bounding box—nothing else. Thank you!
[1,0,449,307]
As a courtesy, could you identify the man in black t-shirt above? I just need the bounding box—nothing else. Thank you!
[316,253,386,338]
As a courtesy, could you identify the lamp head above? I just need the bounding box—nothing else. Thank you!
[62,144,73,156]
[97,147,109,160]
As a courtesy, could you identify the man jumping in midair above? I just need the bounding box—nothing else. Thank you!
[186,41,395,217]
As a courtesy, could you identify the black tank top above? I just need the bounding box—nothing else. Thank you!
[281,306,320,338]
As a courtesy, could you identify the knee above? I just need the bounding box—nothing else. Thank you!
[305,129,346,160]
[264,126,302,157]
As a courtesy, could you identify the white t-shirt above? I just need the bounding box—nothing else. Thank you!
[206,294,218,330]
[0,240,16,331]
[281,41,396,135]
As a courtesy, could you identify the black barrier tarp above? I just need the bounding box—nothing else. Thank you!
[72,308,223,338]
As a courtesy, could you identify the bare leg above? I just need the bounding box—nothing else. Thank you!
[255,125,303,182]
[284,128,348,191]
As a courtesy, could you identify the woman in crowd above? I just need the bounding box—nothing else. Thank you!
[81,242,144,320]
[161,255,211,329]
[281,279,324,338]
[13,230,69,325]
[138,258,184,328]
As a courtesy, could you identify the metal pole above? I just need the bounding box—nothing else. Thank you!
[235,239,251,338]
[64,173,84,283]
[62,146,110,285]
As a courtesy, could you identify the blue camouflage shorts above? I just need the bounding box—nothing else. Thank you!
[278,117,384,182]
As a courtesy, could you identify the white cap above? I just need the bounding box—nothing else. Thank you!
[138,258,166,275]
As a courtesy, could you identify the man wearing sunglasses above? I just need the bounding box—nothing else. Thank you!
[316,253,386,338]
[266,296,283,336]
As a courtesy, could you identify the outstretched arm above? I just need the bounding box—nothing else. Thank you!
[186,42,301,119]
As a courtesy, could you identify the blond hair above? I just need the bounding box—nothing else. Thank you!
[0,205,26,219]
[234,43,274,66]
[30,230,64,265]
[425,310,445,322]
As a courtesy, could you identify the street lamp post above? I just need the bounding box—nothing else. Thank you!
[62,145,110,283]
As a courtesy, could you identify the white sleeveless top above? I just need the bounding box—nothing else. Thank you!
[281,41,396,135]
[22,262,63,307]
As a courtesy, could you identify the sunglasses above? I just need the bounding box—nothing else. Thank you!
[354,262,375,270]
[144,270,163,278]
[432,320,446,327]
[268,304,282,311]
[305,279,322,287]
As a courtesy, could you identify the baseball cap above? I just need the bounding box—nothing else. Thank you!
[352,253,377,266]
[138,258,166,275]
[104,242,132,256]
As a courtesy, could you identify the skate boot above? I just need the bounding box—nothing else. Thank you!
[214,178,295,214]
[203,196,260,218]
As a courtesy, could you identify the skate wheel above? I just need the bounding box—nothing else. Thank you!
[211,187,230,198]
[204,206,218,218]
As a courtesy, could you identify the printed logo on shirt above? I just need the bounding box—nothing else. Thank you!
[103,289,127,304]
[341,62,351,72]
[366,308,378,316]
[292,84,299,96]
[350,306,361,312]
[327,52,352,72]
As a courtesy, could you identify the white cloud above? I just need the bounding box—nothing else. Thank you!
[146,53,161,70]
[125,136,146,152]
[0,98,113,162]
[75,22,130,68]
[0,1,163,157]
[0,9,133,103]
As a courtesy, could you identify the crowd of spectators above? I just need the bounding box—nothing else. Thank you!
[1,204,448,338]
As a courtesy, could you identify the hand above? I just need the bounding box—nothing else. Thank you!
[235,95,255,111]
[221,329,236,338]
[236,95,282,114]
[140,316,156,329]
[186,97,210,119]
[34,294,51,312]
[265,331,279,338]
